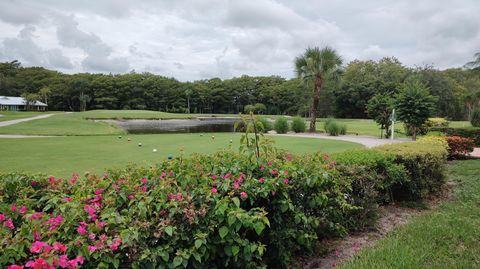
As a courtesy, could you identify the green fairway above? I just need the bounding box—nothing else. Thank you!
[0,111,49,122]
[0,133,363,177]
[340,159,480,269]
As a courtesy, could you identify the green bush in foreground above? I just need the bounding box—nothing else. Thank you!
[273,117,289,134]
[0,134,448,268]
[291,117,306,133]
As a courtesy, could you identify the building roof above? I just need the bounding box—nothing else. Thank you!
[0,96,47,106]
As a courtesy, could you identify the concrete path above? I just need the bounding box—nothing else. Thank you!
[0,134,55,138]
[0,114,54,127]
[471,148,480,158]
[268,133,410,148]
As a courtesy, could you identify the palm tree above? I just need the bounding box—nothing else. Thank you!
[465,52,480,70]
[295,46,342,132]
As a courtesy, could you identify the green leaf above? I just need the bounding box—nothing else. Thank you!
[194,239,203,249]
[172,256,183,267]
[165,226,173,236]
[159,251,169,262]
[254,222,265,235]
[193,252,201,262]
[232,245,240,256]
[232,197,240,207]
[219,226,229,239]
[228,215,236,226]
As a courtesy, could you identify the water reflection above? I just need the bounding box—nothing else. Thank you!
[108,118,240,134]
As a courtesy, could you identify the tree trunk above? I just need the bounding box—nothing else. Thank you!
[309,75,322,132]
[412,127,417,141]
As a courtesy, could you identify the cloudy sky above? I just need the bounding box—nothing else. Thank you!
[0,0,479,81]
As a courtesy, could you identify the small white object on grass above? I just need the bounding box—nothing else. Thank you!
[153,149,157,152]
[138,143,142,147]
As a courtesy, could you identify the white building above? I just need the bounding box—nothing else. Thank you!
[0,96,48,111]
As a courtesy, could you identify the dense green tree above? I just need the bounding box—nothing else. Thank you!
[465,52,480,70]
[395,80,437,140]
[367,93,394,138]
[295,46,343,132]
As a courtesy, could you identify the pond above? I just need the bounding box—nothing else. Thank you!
[102,118,240,134]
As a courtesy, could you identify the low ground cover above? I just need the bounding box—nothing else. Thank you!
[0,132,449,268]
[340,159,480,269]
[0,133,362,177]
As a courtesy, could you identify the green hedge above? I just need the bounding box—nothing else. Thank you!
[0,140,448,268]
[430,127,480,146]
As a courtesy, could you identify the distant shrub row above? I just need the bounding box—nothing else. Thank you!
[0,139,448,268]
[272,117,306,134]
[324,118,347,136]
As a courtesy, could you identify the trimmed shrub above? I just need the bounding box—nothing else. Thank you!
[375,140,448,200]
[428,117,450,128]
[429,127,480,146]
[324,118,347,136]
[258,117,272,132]
[471,108,480,127]
[291,117,306,133]
[273,117,289,134]
[445,136,475,159]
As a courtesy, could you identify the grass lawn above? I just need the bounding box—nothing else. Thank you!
[340,159,480,269]
[0,133,363,178]
[0,111,50,122]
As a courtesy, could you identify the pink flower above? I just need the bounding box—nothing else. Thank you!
[88,233,96,240]
[283,170,289,175]
[77,225,87,235]
[30,241,47,254]
[128,194,135,200]
[210,175,217,180]
[19,206,27,214]
[94,188,104,195]
[141,177,148,184]
[140,185,148,192]
[109,238,122,251]
[176,194,183,201]
[271,169,278,175]
[323,154,330,161]
[33,231,41,241]
[70,172,79,184]
[283,178,289,184]
[88,245,97,253]
[259,166,265,171]
[330,161,337,166]
[45,215,64,231]
[53,242,67,253]
[240,192,248,199]
[286,153,293,161]
[63,197,72,202]
[31,181,39,187]
[67,256,84,269]
[84,205,97,220]
[96,221,107,229]
[29,212,44,221]
[7,265,24,269]
[0,213,5,221]
[258,178,265,183]
[233,180,240,190]
[211,188,217,193]
[99,234,107,241]
[222,173,231,180]
[267,161,273,166]
[4,218,14,230]
[10,204,17,212]
[25,258,49,269]
[161,172,167,179]
[58,255,69,268]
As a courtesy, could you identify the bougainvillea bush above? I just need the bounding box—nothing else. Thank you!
[0,147,351,269]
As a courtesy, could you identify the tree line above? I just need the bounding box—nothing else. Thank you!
[0,56,479,120]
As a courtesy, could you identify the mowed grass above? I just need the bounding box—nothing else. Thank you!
[340,159,480,269]
[0,133,363,178]
[0,111,49,122]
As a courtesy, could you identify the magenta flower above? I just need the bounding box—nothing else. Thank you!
[233,180,240,190]
[67,256,84,268]
[4,218,14,230]
[29,212,44,221]
[88,245,97,253]
[10,204,17,212]
[31,180,39,187]
[33,231,41,241]
[283,178,289,184]
[0,213,5,221]
[58,255,69,268]
[240,192,248,199]
[176,194,183,201]
[267,161,273,166]
[141,177,148,184]
[25,258,49,268]
[53,242,67,253]
[222,173,231,180]
[45,215,64,231]
[259,166,265,171]
[140,185,148,192]
[63,197,72,202]
[286,153,293,161]
[77,225,87,235]
[283,170,289,175]
[94,188,104,195]
[84,205,97,220]
[258,178,265,183]
[88,233,96,240]
[30,241,47,254]
[211,188,218,193]
[210,175,217,180]
[109,238,122,251]
[271,169,278,175]
[19,206,27,214]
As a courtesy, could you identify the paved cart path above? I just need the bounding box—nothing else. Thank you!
[268,133,410,148]
[0,114,54,127]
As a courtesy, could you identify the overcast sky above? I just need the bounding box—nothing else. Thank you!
[0,0,479,81]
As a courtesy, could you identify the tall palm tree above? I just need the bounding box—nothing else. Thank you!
[465,52,480,70]
[295,46,343,132]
